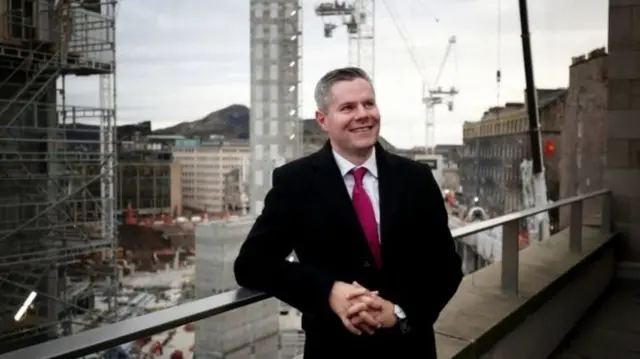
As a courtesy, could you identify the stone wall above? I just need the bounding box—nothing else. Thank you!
[559,49,608,229]
[606,0,640,261]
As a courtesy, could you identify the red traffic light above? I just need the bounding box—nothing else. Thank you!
[544,140,555,156]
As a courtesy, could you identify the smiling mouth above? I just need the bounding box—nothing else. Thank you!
[350,126,373,133]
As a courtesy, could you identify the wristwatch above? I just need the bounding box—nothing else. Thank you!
[393,304,406,319]
[393,305,410,333]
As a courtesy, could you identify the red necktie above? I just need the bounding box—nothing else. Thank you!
[351,167,382,268]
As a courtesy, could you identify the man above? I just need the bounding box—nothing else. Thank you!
[234,67,462,358]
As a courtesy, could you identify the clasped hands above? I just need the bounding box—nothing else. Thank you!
[329,281,397,336]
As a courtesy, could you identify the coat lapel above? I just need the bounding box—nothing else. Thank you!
[374,143,405,249]
[310,142,365,245]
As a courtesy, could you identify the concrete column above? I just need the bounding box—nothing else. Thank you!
[606,0,640,260]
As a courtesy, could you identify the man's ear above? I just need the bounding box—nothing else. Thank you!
[315,110,328,132]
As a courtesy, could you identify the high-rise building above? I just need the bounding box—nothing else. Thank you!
[249,0,303,215]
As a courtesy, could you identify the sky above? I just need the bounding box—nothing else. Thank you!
[65,0,608,149]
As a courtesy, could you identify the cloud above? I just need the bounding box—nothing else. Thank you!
[63,0,608,148]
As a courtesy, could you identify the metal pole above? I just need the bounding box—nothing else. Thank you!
[518,0,543,174]
[518,0,550,241]
[475,136,480,200]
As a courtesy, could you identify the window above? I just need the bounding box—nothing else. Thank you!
[254,200,264,214]
[270,3,279,18]
[285,145,294,159]
[254,120,264,136]
[255,24,264,39]
[254,170,263,186]
[253,101,264,118]
[254,44,264,61]
[269,121,278,135]
[253,3,264,18]
[254,65,264,81]
[269,24,278,40]
[270,144,279,158]
[254,144,263,160]
[270,43,279,60]
[577,121,582,139]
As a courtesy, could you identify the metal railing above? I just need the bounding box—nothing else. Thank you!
[0,189,612,359]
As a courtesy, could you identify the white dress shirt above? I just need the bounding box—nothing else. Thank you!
[332,148,381,241]
[332,148,407,319]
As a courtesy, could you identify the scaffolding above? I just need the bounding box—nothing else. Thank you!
[0,0,117,351]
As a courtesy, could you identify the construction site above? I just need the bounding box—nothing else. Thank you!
[0,0,119,352]
[0,3,257,356]
[0,0,220,350]
[0,0,478,358]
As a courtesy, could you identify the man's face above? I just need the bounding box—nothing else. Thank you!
[315,77,380,154]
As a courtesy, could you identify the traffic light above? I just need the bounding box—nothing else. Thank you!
[544,140,556,157]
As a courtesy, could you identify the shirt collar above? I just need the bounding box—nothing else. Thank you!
[332,147,378,178]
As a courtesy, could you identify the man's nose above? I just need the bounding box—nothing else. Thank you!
[354,104,369,119]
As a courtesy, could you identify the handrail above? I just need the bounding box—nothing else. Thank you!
[0,189,612,359]
[450,188,610,238]
[0,289,268,359]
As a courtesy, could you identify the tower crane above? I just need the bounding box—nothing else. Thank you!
[413,35,458,190]
[423,35,458,155]
[314,1,375,80]
[379,0,458,190]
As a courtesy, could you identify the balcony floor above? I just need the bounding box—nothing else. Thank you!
[552,278,640,359]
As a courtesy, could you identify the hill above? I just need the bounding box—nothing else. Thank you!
[153,104,397,151]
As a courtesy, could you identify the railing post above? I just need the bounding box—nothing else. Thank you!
[570,200,583,253]
[501,219,519,295]
[601,193,611,235]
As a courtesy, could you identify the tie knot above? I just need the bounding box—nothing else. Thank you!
[351,167,368,185]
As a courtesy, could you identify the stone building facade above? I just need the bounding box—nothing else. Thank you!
[559,48,608,228]
[606,0,640,262]
[460,89,565,218]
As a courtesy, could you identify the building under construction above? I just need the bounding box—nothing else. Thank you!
[117,149,182,217]
[0,0,117,353]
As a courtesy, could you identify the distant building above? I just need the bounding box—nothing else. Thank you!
[559,48,608,228]
[395,145,462,191]
[435,145,462,191]
[460,89,565,217]
[116,159,183,216]
[194,219,280,359]
[434,144,462,165]
[173,138,250,212]
[222,167,249,213]
[398,144,461,164]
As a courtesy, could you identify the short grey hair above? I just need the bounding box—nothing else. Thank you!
[313,67,374,112]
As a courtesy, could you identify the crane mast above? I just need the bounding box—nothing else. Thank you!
[423,35,458,155]
[315,0,375,80]
[316,2,459,163]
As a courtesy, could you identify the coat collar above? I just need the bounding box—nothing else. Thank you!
[310,141,406,264]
